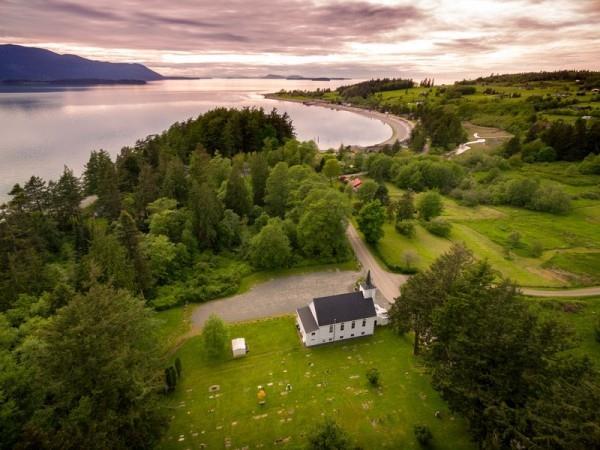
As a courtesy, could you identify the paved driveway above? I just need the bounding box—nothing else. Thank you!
[191,269,364,330]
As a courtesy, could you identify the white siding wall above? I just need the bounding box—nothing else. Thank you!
[295,313,307,345]
[304,316,377,347]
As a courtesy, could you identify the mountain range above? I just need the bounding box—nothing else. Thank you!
[0,44,163,82]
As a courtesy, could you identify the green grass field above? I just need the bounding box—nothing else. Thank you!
[526,295,600,366]
[375,81,600,132]
[158,317,474,449]
[363,164,600,288]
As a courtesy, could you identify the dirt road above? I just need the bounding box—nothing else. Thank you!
[346,223,407,303]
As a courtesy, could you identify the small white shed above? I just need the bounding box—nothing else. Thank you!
[231,338,247,358]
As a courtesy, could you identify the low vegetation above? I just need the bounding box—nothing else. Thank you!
[159,317,474,449]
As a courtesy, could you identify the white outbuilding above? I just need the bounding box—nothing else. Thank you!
[231,338,248,358]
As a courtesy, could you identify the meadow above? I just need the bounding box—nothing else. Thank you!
[363,163,600,288]
[158,317,474,449]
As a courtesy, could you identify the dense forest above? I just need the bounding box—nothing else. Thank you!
[335,77,415,100]
[460,70,600,88]
[0,107,355,448]
[1,96,599,448]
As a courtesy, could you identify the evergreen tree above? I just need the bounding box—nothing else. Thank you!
[249,152,269,205]
[117,211,152,295]
[95,155,122,220]
[161,157,188,204]
[83,150,112,195]
[189,182,223,250]
[50,166,82,229]
[224,164,251,216]
[23,282,167,449]
[265,162,290,218]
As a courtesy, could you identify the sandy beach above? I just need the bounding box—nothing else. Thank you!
[265,94,414,148]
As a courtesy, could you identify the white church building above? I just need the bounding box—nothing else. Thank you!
[296,272,385,347]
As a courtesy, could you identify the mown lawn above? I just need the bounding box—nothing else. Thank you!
[158,317,474,449]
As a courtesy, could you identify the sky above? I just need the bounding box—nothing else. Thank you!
[1,0,600,81]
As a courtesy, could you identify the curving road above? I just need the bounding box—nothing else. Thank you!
[346,223,408,304]
[520,286,600,297]
[347,223,600,299]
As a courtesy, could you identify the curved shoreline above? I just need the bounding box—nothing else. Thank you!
[264,94,414,148]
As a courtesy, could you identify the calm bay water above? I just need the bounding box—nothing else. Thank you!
[0,79,391,198]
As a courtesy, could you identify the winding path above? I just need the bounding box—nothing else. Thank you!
[347,222,600,299]
[346,223,407,304]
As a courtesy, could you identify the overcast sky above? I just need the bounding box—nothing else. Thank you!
[2,0,599,81]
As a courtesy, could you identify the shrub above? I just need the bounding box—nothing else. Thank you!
[249,218,292,269]
[417,191,443,221]
[402,250,420,270]
[529,185,572,214]
[579,154,600,174]
[530,241,544,258]
[202,314,229,360]
[423,217,452,237]
[357,200,386,244]
[308,419,354,450]
[366,368,380,386]
[395,220,416,238]
[414,425,433,447]
[595,318,600,343]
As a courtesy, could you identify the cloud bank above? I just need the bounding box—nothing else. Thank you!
[1,0,599,80]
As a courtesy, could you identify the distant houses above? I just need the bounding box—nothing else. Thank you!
[339,174,363,191]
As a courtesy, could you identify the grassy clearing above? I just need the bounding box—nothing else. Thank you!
[542,252,600,286]
[376,222,452,271]
[159,317,474,450]
[363,172,600,287]
[155,306,192,351]
[526,296,600,366]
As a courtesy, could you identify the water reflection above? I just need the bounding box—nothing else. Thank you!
[0,79,391,198]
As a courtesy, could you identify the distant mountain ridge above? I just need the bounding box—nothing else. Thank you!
[262,73,349,81]
[0,44,163,82]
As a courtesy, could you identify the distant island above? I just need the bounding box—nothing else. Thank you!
[262,73,349,81]
[0,44,163,84]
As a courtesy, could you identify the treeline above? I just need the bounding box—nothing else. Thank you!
[138,106,294,161]
[524,118,600,161]
[0,107,351,448]
[361,152,572,214]
[460,70,600,88]
[336,78,414,99]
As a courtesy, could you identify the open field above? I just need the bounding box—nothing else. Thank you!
[526,295,600,365]
[362,166,600,287]
[159,317,474,450]
[376,81,600,132]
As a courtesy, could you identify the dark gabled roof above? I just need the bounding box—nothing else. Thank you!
[297,306,319,333]
[312,291,376,326]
